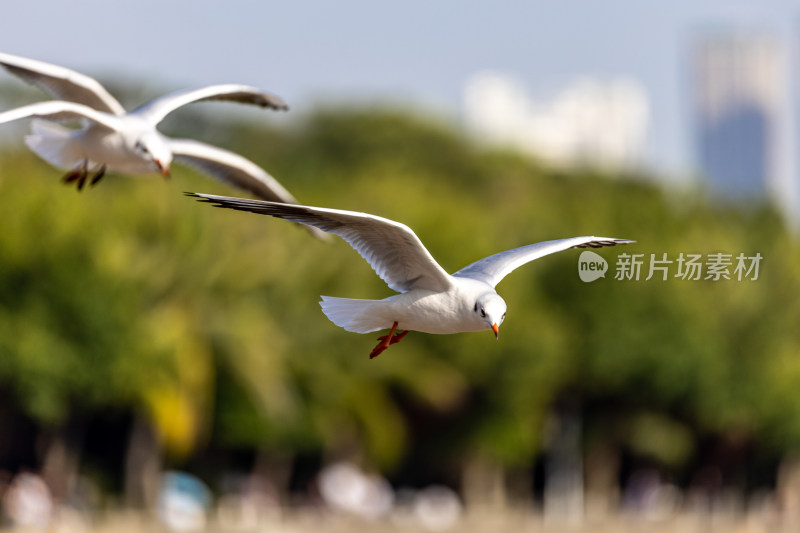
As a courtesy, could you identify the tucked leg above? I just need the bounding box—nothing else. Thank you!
[377,329,409,345]
[61,160,89,191]
[369,321,409,359]
[60,165,84,184]
[90,165,107,186]
[76,171,88,191]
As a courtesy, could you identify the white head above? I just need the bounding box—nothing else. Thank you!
[131,130,172,177]
[474,292,507,338]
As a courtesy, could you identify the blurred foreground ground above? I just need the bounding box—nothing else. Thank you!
[6,463,800,533]
[10,506,800,533]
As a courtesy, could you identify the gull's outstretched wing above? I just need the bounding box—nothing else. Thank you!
[132,84,288,125]
[187,193,454,293]
[453,236,635,288]
[169,139,327,240]
[0,52,125,115]
[0,101,120,131]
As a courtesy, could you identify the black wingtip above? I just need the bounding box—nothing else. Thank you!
[184,191,207,201]
[573,238,637,249]
[185,191,214,200]
[184,192,221,206]
[258,95,289,111]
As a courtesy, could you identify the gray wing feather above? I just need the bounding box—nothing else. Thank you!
[170,140,327,240]
[132,84,288,125]
[453,236,635,288]
[170,138,297,202]
[0,52,125,115]
[187,193,454,293]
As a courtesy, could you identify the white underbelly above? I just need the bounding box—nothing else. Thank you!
[378,290,487,335]
[74,129,156,175]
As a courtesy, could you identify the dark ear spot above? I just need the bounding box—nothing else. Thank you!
[473,303,478,312]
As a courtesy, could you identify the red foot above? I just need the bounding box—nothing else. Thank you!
[369,322,409,359]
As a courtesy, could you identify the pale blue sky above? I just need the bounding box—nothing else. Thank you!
[2,1,798,174]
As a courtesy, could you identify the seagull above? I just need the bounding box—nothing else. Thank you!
[187,192,635,358]
[0,52,301,206]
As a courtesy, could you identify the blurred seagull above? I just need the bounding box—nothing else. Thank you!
[0,52,299,205]
[188,192,634,358]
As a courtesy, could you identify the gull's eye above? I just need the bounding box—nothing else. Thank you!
[502,313,506,320]
[480,308,486,318]
[135,141,148,154]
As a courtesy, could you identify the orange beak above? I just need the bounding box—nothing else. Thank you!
[156,159,170,178]
[491,323,499,339]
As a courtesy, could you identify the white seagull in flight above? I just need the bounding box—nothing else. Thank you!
[188,192,634,358]
[0,52,298,205]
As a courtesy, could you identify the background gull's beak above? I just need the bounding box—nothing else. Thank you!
[492,323,499,339]
[156,159,171,178]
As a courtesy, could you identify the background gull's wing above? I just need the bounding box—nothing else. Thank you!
[0,100,120,131]
[0,52,126,115]
[169,139,327,239]
[187,193,454,293]
[132,84,288,125]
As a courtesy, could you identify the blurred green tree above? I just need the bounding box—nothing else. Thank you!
[0,101,798,504]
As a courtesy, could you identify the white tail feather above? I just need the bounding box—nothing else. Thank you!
[24,120,80,169]
[319,295,387,334]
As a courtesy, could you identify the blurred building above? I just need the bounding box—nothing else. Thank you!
[462,72,649,168]
[690,31,795,213]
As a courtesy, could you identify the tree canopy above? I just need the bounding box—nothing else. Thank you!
[0,104,797,492]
